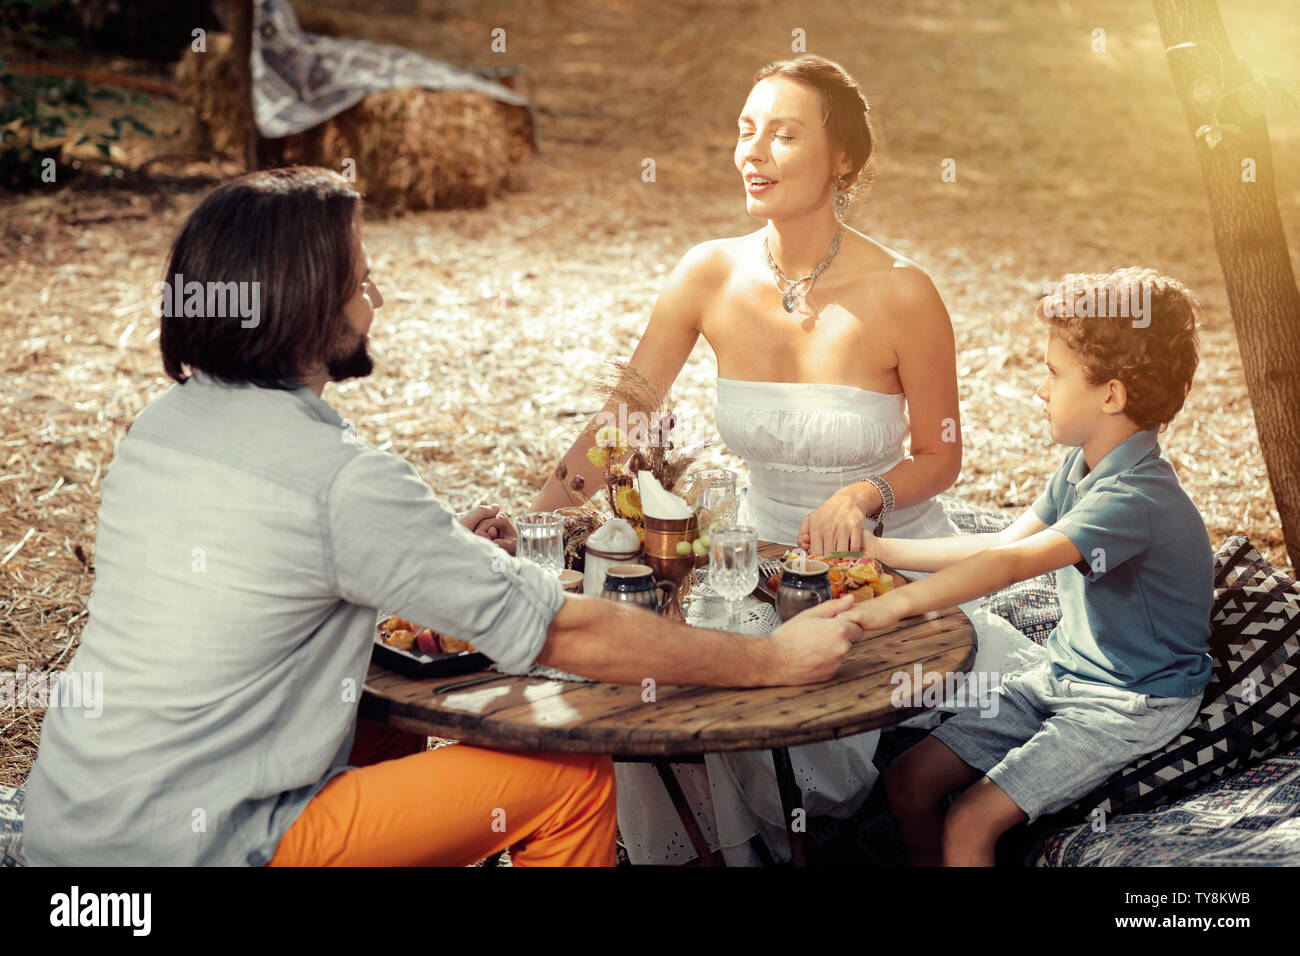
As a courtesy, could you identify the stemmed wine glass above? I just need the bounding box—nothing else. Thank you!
[709,525,758,631]
[516,512,564,576]
[693,468,738,528]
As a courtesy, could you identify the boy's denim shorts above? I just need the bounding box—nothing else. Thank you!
[930,660,1202,823]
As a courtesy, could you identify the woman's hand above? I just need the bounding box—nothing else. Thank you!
[798,485,880,555]
[460,505,517,555]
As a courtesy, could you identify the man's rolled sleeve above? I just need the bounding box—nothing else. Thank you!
[1050,477,1150,581]
[325,449,565,674]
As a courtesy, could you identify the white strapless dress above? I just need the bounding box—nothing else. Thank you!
[614,377,1045,866]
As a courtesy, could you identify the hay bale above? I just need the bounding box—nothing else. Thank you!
[175,32,536,212]
[174,32,250,160]
[281,87,534,212]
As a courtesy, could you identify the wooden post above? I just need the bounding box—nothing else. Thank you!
[225,0,258,171]
[1154,0,1300,571]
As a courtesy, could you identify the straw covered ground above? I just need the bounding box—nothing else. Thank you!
[1,0,1298,785]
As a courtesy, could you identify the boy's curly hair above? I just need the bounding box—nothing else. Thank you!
[1036,266,1200,431]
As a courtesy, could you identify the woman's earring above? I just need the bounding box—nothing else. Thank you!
[831,177,849,221]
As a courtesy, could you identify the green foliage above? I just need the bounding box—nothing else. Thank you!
[1165,40,1300,150]
[0,0,156,189]
[1,0,77,53]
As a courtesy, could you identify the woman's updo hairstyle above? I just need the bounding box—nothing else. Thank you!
[752,54,875,206]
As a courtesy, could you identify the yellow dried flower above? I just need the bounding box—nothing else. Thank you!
[614,485,643,520]
[594,425,629,454]
[586,446,609,468]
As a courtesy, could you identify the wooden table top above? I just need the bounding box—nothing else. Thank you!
[361,542,975,757]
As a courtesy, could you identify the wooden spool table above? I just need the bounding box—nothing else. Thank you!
[360,541,975,866]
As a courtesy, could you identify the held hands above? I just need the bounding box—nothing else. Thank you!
[767,595,861,684]
[840,592,906,634]
[459,505,517,555]
[798,484,880,555]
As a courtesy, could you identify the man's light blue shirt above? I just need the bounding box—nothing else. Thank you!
[25,371,564,865]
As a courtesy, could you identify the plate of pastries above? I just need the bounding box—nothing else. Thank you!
[372,614,489,677]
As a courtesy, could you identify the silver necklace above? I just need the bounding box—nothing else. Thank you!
[764,224,843,313]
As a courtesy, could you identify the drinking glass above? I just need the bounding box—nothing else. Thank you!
[709,524,758,631]
[689,468,739,530]
[516,512,564,576]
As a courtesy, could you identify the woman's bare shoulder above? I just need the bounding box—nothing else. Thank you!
[844,229,930,279]
[663,232,762,299]
[646,234,753,336]
[845,230,944,305]
[682,231,761,269]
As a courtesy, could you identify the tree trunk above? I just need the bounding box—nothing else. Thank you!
[1154,0,1300,571]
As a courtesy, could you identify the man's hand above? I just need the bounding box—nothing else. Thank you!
[459,505,517,555]
[764,595,861,684]
[798,487,876,555]
[840,591,907,634]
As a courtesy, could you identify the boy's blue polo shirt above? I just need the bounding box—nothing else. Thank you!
[1030,427,1214,698]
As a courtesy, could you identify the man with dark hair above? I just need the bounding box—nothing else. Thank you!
[24,166,859,867]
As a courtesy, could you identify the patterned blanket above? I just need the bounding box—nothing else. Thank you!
[0,785,21,867]
[1035,742,1300,866]
[243,0,539,141]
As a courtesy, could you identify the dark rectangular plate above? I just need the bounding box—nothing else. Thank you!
[371,640,490,678]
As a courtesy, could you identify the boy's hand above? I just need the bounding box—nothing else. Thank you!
[847,533,887,564]
[840,592,907,634]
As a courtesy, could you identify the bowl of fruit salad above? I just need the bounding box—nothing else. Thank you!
[765,551,907,603]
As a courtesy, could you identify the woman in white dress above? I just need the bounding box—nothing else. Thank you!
[534,54,1040,864]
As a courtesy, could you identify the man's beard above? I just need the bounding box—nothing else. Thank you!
[325,333,374,382]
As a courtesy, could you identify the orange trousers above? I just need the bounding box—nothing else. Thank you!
[268,718,618,867]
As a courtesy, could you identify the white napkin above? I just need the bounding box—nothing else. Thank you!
[587,517,641,553]
[638,470,692,519]
[582,517,642,596]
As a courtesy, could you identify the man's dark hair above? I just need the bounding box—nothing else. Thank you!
[159,166,363,389]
